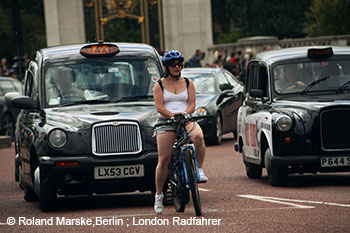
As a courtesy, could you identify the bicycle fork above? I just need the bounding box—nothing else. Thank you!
[182,145,200,184]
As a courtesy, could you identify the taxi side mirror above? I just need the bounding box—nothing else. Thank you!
[10,95,38,110]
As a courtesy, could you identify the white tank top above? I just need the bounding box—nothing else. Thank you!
[163,88,188,113]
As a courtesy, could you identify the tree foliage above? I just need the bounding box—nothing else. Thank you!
[211,0,311,43]
[307,0,350,37]
[0,0,46,65]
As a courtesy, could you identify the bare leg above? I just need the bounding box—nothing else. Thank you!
[155,131,176,195]
[187,122,206,168]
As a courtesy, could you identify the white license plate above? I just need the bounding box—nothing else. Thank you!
[94,165,144,179]
[321,156,350,167]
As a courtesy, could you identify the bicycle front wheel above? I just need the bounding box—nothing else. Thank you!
[169,160,189,212]
[184,149,202,216]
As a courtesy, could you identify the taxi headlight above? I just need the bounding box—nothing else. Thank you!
[49,129,67,148]
[193,107,207,117]
[275,115,293,132]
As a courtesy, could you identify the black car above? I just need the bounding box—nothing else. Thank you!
[235,46,350,186]
[0,77,22,139]
[7,42,163,211]
[181,68,244,145]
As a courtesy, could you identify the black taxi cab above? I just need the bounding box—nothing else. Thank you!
[6,42,163,211]
[235,46,350,186]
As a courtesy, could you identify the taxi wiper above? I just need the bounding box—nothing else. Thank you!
[301,76,330,95]
[115,95,154,102]
[336,80,350,94]
[60,99,111,107]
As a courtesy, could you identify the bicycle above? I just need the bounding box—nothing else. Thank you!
[155,113,204,216]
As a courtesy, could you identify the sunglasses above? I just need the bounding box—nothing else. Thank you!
[169,62,183,68]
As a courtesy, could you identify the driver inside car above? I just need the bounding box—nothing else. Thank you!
[275,64,306,93]
[49,66,85,104]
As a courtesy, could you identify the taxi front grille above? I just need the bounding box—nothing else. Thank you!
[321,108,350,151]
[92,121,142,155]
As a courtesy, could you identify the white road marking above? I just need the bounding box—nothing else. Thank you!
[198,188,210,192]
[237,194,350,208]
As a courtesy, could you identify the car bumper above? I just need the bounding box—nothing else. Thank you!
[197,116,216,137]
[270,155,350,173]
[38,152,158,195]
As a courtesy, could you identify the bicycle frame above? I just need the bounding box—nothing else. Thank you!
[169,127,200,191]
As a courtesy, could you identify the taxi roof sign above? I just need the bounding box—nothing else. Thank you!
[307,47,333,59]
[80,43,119,57]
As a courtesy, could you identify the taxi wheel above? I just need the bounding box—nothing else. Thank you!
[267,166,288,187]
[243,147,262,179]
[209,114,222,145]
[40,183,57,212]
[22,164,39,201]
[24,187,39,202]
[18,164,24,190]
[15,159,19,182]
[245,162,262,179]
[264,148,288,186]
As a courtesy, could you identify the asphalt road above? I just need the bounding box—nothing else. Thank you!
[0,134,350,233]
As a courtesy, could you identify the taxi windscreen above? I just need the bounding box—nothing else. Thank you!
[273,60,350,94]
[44,58,161,106]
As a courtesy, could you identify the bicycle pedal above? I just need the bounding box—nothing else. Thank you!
[163,190,173,205]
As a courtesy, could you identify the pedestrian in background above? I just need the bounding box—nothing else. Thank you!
[7,69,17,79]
[1,57,9,76]
[190,49,205,67]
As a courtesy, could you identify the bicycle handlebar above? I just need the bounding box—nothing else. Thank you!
[154,114,208,128]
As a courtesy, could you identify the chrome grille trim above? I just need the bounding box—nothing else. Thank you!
[92,121,142,156]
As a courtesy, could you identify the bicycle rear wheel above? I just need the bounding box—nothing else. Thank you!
[169,160,189,212]
[184,149,202,216]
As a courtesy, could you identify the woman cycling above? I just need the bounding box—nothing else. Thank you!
[153,50,208,214]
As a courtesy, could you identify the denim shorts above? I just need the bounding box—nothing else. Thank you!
[153,117,176,137]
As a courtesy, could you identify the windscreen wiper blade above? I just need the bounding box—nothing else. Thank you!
[336,80,350,94]
[301,76,330,95]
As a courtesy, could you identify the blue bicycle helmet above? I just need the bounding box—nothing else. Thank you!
[162,50,184,66]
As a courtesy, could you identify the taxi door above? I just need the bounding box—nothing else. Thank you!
[18,62,38,187]
[242,62,270,163]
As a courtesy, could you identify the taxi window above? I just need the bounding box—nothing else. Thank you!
[273,60,350,94]
[246,62,259,93]
[44,58,161,106]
